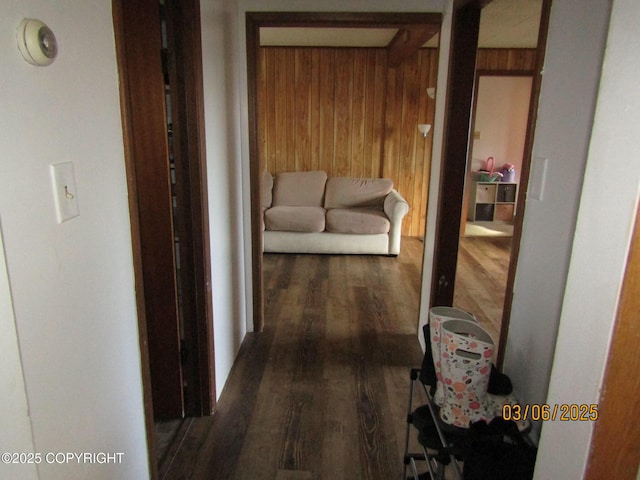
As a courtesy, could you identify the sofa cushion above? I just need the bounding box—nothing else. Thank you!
[262,171,274,231]
[272,171,328,207]
[324,177,393,209]
[265,206,326,233]
[262,171,274,209]
[326,208,390,234]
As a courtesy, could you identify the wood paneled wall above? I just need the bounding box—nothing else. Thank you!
[257,47,437,237]
[257,47,536,237]
[382,49,438,237]
[257,48,391,178]
[476,48,537,72]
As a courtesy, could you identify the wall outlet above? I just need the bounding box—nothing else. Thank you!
[50,162,80,223]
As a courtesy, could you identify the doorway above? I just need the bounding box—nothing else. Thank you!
[112,0,214,474]
[246,12,442,333]
[455,74,534,342]
[430,0,549,366]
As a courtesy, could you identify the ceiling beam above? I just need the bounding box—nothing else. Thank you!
[387,24,440,67]
[247,11,442,29]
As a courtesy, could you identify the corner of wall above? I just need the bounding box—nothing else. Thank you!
[0,223,38,480]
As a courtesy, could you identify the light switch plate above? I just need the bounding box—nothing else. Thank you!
[50,162,79,223]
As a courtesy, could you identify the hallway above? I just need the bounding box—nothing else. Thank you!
[161,239,426,479]
[159,236,510,478]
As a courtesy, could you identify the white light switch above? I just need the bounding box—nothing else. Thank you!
[50,162,79,223]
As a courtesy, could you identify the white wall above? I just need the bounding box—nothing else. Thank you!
[200,0,248,399]
[420,0,454,351]
[0,225,37,480]
[0,2,148,479]
[470,76,532,182]
[533,0,640,476]
[503,0,611,441]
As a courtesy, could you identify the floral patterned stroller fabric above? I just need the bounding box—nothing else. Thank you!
[438,319,496,427]
[428,307,476,407]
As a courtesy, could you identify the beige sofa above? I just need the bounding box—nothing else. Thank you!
[262,170,409,255]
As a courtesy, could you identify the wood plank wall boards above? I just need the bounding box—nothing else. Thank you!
[586,204,640,479]
[257,47,537,238]
[383,49,439,237]
[476,48,537,71]
[257,46,437,237]
[258,47,390,179]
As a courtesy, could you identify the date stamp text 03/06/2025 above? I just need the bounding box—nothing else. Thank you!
[502,404,599,422]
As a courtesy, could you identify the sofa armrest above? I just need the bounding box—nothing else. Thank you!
[384,189,410,255]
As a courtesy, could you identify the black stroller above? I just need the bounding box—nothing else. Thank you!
[402,325,536,479]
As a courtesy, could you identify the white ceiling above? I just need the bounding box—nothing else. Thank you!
[260,0,543,49]
[260,27,398,48]
[479,0,542,48]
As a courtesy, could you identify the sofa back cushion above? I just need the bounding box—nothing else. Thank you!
[272,171,328,207]
[324,177,393,209]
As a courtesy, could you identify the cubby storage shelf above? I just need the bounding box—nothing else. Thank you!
[467,181,518,223]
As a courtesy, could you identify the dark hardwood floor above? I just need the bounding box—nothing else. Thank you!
[159,236,510,479]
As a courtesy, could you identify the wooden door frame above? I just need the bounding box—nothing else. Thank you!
[163,0,216,419]
[115,0,186,423]
[246,11,442,332]
[585,203,640,478]
[430,0,551,368]
[429,0,482,307]
[113,0,214,476]
[461,69,535,359]
[112,5,158,477]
